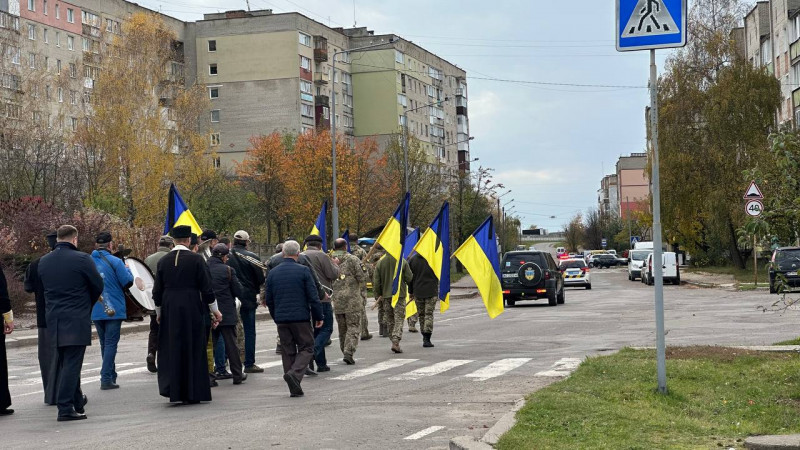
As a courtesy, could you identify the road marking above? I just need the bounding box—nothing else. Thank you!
[82,366,150,384]
[404,425,446,440]
[260,360,284,369]
[534,358,581,377]
[464,358,532,381]
[81,362,135,374]
[331,359,417,381]
[438,313,485,323]
[389,360,473,381]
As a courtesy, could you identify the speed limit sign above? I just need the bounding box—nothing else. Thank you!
[745,199,763,217]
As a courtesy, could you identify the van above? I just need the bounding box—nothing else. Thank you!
[641,252,680,285]
[556,247,566,256]
[634,241,654,250]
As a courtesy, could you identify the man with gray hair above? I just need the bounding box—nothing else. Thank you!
[265,240,323,397]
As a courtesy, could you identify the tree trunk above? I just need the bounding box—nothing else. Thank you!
[728,218,745,269]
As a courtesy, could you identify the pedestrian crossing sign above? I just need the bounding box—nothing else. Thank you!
[616,0,687,52]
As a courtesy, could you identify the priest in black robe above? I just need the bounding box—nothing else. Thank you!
[153,225,220,404]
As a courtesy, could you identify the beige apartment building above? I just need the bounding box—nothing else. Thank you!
[616,153,649,220]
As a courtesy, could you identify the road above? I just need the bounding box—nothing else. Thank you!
[4,250,799,449]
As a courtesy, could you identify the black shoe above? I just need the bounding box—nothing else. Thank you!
[75,394,88,414]
[0,408,14,416]
[305,368,318,377]
[275,346,282,354]
[233,373,247,385]
[361,334,373,341]
[210,379,218,388]
[244,365,264,373]
[57,412,87,421]
[317,365,331,372]
[215,370,233,380]
[146,353,157,373]
[325,338,332,347]
[283,373,303,397]
[343,355,355,365]
[208,372,218,380]
[100,382,119,390]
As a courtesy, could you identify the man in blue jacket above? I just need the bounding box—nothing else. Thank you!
[91,232,134,391]
[265,240,323,398]
[39,225,104,421]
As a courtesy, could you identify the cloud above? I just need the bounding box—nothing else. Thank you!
[494,168,563,184]
[467,90,502,122]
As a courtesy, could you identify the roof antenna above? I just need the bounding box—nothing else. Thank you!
[353,0,357,27]
[245,0,251,11]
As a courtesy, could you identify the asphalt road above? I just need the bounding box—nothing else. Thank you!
[4,248,799,449]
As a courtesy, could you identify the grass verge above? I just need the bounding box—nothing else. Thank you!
[775,337,800,345]
[497,346,800,449]
[685,264,767,284]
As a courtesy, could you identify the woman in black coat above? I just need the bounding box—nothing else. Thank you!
[207,244,246,384]
[1,265,15,415]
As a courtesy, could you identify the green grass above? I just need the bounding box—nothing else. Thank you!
[685,263,766,284]
[498,347,800,449]
[775,337,800,345]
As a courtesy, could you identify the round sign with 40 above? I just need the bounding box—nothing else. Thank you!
[745,199,763,217]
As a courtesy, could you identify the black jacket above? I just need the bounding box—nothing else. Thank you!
[0,265,10,316]
[265,258,323,324]
[24,257,47,327]
[39,242,104,347]
[408,253,439,299]
[267,252,326,300]
[227,245,265,310]
[208,256,243,327]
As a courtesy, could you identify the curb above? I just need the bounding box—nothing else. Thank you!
[451,290,478,300]
[449,436,494,450]
[6,310,272,350]
[745,434,800,449]
[481,398,526,445]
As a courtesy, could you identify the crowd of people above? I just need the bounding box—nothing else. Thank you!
[0,222,442,419]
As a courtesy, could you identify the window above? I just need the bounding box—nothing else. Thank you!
[71,117,78,131]
[397,94,407,107]
[210,110,220,122]
[343,95,352,107]
[106,18,113,32]
[28,52,35,68]
[28,0,34,11]
[43,28,48,43]
[301,103,314,117]
[70,90,77,105]
[67,35,74,50]
[300,79,312,94]
[209,87,219,99]
[56,59,61,72]
[69,62,76,78]
[210,133,220,146]
[45,85,51,100]
[299,32,311,47]
[761,39,772,67]
[300,55,311,71]
[209,63,217,75]
[208,40,216,52]
[28,24,35,40]
[82,38,89,52]
[213,156,221,169]
[67,8,74,23]
[55,31,60,47]
[399,115,407,126]
[58,87,63,102]
[395,50,404,64]
[341,52,351,64]
[43,0,47,14]
[55,5,59,19]
[10,47,19,65]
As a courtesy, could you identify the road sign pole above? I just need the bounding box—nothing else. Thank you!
[650,48,667,394]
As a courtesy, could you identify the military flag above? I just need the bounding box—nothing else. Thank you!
[452,215,504,319]
[163,183,202,236]
[309,201,328,252]
[412,202,451,313]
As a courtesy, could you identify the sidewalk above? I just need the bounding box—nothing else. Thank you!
[450,275,478,299]
[681,270,770,291]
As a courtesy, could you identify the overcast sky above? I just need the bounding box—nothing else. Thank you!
[139,0,673,232]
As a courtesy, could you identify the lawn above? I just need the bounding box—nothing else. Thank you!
[498,347,800,449]
[685,262,768,284]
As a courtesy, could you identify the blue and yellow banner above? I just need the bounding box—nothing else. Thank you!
[452,215,503,319]
[403,228,420,260]
[412,202,451,313]
[374,192,416,318]
[341,229,351,253]
[309,201,328,252]
[163,183,202,236]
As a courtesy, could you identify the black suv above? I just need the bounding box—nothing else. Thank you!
[592,254,618,268]
[769,247,800,294]
[500,251,565,307]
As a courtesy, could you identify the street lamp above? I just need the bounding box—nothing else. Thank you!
[331,38,395,239]
[402,96,450,193]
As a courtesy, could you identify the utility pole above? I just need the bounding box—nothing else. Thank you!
[627,195,632,249]
[650,49,667,394]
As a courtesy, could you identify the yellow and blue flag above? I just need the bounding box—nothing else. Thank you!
[412,202,451,313]
[453,215,504,319]
[403,228,420,260]
[309,201,328,252]
[164,183,202,236]
[341,229,351,253]
[374,193,413,313]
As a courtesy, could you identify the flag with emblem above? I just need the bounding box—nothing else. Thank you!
[452,215,503,319]
[163,183,202,236]
[412,202,451,313]
[309,201,328,252]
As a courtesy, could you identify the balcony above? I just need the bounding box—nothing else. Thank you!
[455,88,466,98]
[315,95,329,107]
[766,62,774,76]
[792,39,800,64]
[84,77,94,89]
[82,23,101,38]
[456,106,468,117]
[0,11,19,32]
[314,71,330,84]
[793,87,800,108]
[313,35,328,62]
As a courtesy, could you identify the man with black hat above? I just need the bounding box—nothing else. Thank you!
[227,230,265,373]
[198,230,218,262]
[153,225,220,403]
[301,234,339,373]
[144,235,174,373]
[91,231,134,390]
[207,244,246,385]
[24,230,59,404]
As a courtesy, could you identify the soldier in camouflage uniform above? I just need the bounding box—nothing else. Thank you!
[347,234,372,341]
[364,245,386,337]
[332,239,367,364]
[408,253,439,348]
[373,252,413,354]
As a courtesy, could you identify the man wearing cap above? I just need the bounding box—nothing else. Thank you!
[24,230,59,404]
[91,231,134,391]
[153,225,220,403]
[301,234,339,373]
[144,235,174,373]
[207,244,246,385]
[227,230,265,373]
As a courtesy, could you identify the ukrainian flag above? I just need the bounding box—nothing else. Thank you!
[341,229,351,253]
[412,202,451,313]
[453,215,504,319]
[374,193,416,318]
[403,228,420,260]
[164,183,202,236]
[309,201,328,252]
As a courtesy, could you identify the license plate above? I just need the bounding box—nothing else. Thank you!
[788,272,798,276]
[502,273,517,279]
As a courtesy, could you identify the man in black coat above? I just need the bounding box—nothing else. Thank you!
[1,263,15,416]
[227,230,265,373]
[265,240,323,398]
[23,230,58,405]
[207,244,246,385]
[39,225,104,421]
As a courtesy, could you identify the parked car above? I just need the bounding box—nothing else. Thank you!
[501,251,565,307]
[769,247,800,294]
[559,258,591,289]
[592,254,618,268]
[641,252,680,285]
[556,247,566,258]
[627,249,652,281]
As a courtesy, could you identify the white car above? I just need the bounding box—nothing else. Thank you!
[627,249,652,281]
[559,258,591,290]
[641,252,680,285]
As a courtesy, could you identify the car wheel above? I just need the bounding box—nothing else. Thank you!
[547,289,557,306]
[674,275,681,285]
[506,298,516,307]
[557,287,565,304]
[586,284,592,290]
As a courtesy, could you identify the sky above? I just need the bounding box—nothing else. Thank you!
[137,0,675,233]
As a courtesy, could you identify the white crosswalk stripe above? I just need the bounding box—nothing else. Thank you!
[331,359,417,381]
[534,357,581,377]
[463,358,532,381]
[389,359,474,381]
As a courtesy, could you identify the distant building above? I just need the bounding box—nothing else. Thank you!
[616,153,649,219]
[597,174,619,217]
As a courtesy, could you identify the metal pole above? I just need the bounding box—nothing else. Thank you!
[331,55,339,239]
[627,196,632,249]
[403,112,409,193]
[754,235,757,287]
[650,49,667,394]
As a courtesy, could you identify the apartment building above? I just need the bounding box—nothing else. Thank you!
[616,153,649,220]
[597,174,619,217]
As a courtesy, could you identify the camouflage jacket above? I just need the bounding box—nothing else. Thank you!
[332,252,367,313]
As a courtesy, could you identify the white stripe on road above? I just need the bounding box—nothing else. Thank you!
[463,358,532,381]
[331,359,417,381]
[81,362,135,374]
[82,366,150,384]
[534,358,581,377]
[404,425,446,440]
[438,313,486,323]
[389,360,474,381]
[260,360,284,369]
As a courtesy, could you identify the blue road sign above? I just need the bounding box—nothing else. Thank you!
[601,238,608,248]
[631,236,641,246]
[616,0,687,52]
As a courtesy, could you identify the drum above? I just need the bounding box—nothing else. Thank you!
[124,257,155,318]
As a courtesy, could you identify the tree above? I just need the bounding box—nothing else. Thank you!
[236,133,290,242]
[563,213,584,253]
[386,134,447,227]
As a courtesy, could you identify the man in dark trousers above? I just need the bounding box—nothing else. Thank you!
[227,230,265,373]
[152,226,220,404]
[207,244,246,385]
[39,225,104,421]
[1,263,15,416]
[144,235,174,373]
[23,230,58,405]
[265,240,323,398]
[301,235,339,373]
[408,253,439,348]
